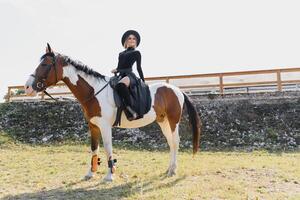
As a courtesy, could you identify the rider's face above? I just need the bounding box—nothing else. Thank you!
[126,35,137,48]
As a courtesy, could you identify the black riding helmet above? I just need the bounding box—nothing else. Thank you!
[121,30,141,47]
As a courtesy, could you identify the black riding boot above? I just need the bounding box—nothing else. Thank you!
[115,82,138,120]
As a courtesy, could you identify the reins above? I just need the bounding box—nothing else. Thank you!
[44,90,58,101]
[81,81,109,104]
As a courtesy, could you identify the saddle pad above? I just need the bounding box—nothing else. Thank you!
[109,76,152,126]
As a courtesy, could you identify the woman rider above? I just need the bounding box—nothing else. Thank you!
[111,30,145,120]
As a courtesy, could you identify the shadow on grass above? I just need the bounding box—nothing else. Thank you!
[2,175,187,200]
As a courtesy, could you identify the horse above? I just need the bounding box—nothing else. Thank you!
[25,44,202,182]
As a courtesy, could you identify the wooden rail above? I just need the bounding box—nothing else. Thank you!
[5,67,300,102]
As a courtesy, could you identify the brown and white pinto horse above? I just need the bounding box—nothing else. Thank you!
[25,44,201,182]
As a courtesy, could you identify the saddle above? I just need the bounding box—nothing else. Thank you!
[109,75,152,126]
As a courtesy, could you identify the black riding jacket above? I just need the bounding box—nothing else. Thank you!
[117,47,145,82]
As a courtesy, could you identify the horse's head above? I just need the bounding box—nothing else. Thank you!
[25,44,63,96]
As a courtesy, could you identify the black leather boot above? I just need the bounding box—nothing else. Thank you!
[115,83,138,120]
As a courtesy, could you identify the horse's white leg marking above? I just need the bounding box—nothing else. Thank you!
[92,146,99,155]
[84,145,99,179]
[158,119,179,177]
[170,124,180,176]
[90,116,114,182]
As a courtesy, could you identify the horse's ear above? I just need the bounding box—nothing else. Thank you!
[46,43,52,53]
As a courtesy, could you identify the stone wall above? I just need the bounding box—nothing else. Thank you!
[0,91,299,151]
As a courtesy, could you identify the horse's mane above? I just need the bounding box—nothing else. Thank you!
[40,53,107,80]
[62,55,107,80]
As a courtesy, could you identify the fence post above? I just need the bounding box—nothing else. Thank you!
[41,92,45,100]
[7,87,11,102]
[166,78,170,83]
[219,74,224,94]
[276,70,282,92]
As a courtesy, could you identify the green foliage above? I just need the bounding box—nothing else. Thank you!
[266,127,279,141]
[15,89,25,95]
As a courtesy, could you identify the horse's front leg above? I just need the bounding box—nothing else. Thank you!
[90,117,116,182]
[84,122,101,180]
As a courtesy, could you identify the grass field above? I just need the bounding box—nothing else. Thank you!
[0,135,300,200]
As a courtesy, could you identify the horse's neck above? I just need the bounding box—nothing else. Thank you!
[62,64,109,104]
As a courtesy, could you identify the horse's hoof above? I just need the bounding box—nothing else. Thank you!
[166,167,177,177]
[103,174,114,182]
[166,164,177,177]
[83,175,93,181]
[165,168,170,174]
[83,170,94,180]
[167,170,176,177]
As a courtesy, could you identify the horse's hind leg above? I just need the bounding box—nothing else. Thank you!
[158,119,180,177]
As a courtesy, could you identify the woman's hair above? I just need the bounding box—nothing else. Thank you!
[123,35,137,49]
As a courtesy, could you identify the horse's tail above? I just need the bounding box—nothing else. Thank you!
[183,92,201,154]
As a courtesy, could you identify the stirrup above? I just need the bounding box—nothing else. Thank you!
[126,106,138,120]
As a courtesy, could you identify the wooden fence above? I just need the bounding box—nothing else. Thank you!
[6,67,300,102]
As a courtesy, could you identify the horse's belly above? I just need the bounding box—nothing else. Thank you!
[118,108,156,128]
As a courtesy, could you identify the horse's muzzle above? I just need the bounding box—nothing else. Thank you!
[25,85,37,97]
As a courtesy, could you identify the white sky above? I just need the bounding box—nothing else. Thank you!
[1,0,300,102]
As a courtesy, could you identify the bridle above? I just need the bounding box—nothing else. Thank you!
[31,52,110,102]
[31,52,58,101]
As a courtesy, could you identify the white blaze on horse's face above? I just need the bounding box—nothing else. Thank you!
[25,73,37,97]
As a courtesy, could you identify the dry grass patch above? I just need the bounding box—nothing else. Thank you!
[0,143,299,200]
